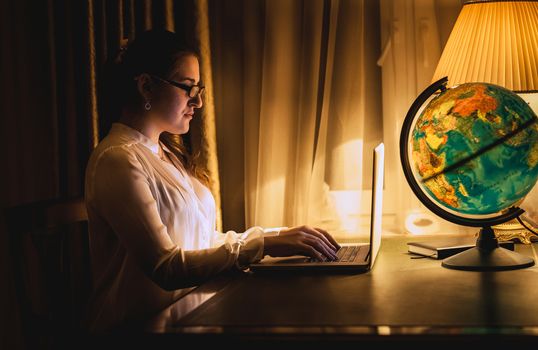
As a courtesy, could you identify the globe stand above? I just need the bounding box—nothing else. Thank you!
[442,226,534,271]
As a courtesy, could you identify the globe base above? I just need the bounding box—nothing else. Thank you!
[442,226,534,271]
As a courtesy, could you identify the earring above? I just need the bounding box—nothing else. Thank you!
[144,101,151,111]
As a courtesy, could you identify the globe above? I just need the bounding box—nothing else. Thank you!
[400,77,538,271]
[402,79,538,223]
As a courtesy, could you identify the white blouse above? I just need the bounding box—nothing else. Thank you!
[84,123,278,332]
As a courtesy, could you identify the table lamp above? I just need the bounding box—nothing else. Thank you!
[432,0,538,245]
[432,0,538,92]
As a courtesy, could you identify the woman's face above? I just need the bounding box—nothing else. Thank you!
[150,54,203,135]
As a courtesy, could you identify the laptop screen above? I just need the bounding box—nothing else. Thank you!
[369,143,384,268]
[249,142,385,272]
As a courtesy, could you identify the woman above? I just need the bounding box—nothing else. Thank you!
[85,29,339,332]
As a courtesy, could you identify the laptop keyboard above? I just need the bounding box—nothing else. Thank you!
[336,246,362,262]
[308,245,362,262]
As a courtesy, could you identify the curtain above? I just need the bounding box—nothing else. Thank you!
[210,0,469,237]
[379,0,472,235]
[209,0,383,238]
[1,1,94,346]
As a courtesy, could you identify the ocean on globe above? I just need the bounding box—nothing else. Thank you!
[411,82,538,216]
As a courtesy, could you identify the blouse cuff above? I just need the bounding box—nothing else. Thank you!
[263,226,287,236]
[235,227,265,269]
[217,227,265,270]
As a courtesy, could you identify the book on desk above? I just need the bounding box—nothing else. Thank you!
[407,237,515,259]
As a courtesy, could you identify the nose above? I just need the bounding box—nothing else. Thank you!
[188,94,203,109]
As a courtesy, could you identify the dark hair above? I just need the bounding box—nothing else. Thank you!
[99,30,209,186]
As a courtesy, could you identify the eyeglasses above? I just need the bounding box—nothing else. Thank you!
[149,74,205,99]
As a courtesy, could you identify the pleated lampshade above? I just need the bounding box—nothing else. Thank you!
[432,0,538,93]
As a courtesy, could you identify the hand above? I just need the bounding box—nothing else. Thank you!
[263,225,340,261]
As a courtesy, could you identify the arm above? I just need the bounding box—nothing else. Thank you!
[91,147,241,290]
[210,223,340,266]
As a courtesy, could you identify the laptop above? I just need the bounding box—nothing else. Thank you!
[249,142,385,273]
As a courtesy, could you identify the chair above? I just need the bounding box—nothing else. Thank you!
[5,196,91,348]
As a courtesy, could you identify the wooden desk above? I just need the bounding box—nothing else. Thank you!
[138,234,538,347]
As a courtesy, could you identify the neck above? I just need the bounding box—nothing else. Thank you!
[119,112,161,144]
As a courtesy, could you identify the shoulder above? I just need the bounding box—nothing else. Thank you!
[89,140,140,171]
[86,137,151,189]
[85,141,153,202]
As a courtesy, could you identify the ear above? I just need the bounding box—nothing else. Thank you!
[136,73,152,99]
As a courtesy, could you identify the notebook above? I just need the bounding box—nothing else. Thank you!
[249,143,385,273]
[407,237,515,259]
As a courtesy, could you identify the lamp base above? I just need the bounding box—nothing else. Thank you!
[493,217,538,244]
[442,226,534,271]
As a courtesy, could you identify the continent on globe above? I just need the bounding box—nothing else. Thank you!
[411,82,538,215]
